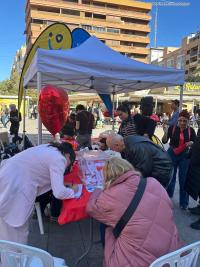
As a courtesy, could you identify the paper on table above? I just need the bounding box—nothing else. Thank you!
[74,184,83,199]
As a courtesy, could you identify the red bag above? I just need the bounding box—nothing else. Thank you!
[58,162,91,225]
[58,187,91,225]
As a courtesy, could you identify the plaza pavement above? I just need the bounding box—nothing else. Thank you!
[1,118,200,266]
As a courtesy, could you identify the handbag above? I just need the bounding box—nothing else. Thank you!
[113,177,147,238]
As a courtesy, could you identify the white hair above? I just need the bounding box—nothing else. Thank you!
[106,133,123,148]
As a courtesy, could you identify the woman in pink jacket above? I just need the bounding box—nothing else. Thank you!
[86,157,182,267]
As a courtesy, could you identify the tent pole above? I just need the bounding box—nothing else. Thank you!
[112,88,116,131]
[22,85,26,149]
[179,85,184,111]
[37,72,42,145]
[116,94,119,109]
[155,96,158,114]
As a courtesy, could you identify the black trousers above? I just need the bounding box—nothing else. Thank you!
[10,123,20,137]
[35,190,62,217]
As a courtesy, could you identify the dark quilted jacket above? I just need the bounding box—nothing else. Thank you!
[123,135,172,188]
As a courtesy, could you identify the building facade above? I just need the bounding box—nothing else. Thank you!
[25,0,151,62]
[149,33,200,112]
[11,44,26,76]
[185,32,200,78]
[151,31,200,78]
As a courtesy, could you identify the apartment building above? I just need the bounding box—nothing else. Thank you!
[25,0,151,62]
[11,44,26,76]
[151,31,200,79]
[185,31,200,78]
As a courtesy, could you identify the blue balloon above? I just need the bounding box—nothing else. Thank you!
[72,28,90,48]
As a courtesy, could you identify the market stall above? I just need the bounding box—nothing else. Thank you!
[22,35,185,266]
[23,36,185,144]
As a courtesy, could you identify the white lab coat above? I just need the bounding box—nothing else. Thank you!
[0,144,74,227]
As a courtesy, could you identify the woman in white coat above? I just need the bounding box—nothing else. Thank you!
[0,141,77,244]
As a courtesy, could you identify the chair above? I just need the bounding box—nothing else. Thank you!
[149,241,200,267]
[34,202,44,235]
[0,240,68,267]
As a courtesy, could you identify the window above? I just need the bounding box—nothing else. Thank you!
[107,4,117,9]
[34,6,60,13]
[107,40,120,46]
[135,43,147,48]
[85,12,92,18]
[107,28,120,34]
[63,0,78,2]
[62,9,80,16]
[82,25,92,31]
[92,26,105,32]
[176,55,185,69]
[82,0,90,4]
[190,56,197,63]
[190,46,198,57]
[93,2,105,8]
[32,19,44,24]
[121,17,148,25]
[120,41,135,46]
[167,59,174,67]
[93,13,105,20]
[131,54,146,59]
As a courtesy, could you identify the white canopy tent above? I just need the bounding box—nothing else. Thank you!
[23,36,185,144]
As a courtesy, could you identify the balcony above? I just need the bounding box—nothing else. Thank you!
[190,50,198,57]
[30,10,150,35]
[29,0,151,21]
[110,45,149,55]
[30,22,150,46]
[86,30,149,43]
[189,60,198,67]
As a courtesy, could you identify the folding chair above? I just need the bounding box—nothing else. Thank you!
[149,241,200,267]
[0,239,68,267]
[34,202,44,235]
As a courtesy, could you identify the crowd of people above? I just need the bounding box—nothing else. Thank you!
[0,98,200,266]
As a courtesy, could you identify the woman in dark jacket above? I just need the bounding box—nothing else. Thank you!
[185,136,200,229]
[134,96,157,139]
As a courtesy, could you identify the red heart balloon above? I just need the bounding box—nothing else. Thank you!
[38,85,69,135]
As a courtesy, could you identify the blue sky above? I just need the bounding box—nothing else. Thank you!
[0,0,25,81]
[145,0,200,47]
[0,0,199,81]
